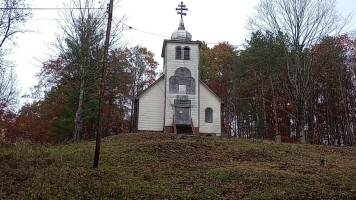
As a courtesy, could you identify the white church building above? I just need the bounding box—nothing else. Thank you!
[135,2,222,135]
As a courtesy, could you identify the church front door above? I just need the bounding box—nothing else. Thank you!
[175,107,190,125]
[174,97,191,125]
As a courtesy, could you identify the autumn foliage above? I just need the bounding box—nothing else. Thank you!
[0,45,157,143]
[198,34,356,145]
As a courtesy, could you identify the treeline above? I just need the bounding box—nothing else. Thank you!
[1,0,355,146]
[199,0,356,145]
[0,1,157,143]
[201,33,356,146]
[1,46,156,143]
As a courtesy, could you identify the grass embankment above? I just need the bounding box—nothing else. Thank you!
[1,133,356,199]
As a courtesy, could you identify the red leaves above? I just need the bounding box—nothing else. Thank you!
[35,55,67,93]
[14,113,52,142]
[201,42,237,98]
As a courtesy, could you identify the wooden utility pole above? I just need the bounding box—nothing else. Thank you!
[93,0,113,168]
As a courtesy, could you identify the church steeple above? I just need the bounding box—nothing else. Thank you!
[171,2,192,41]
[178,18,185,30]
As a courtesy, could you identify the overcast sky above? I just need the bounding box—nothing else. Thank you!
[5,0,356,107]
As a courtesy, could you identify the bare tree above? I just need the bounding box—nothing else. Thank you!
[0,0,31,48]
[247,0,350,49]
[0,67,19,113]
[0,0,30,113]
[247,0,351,143]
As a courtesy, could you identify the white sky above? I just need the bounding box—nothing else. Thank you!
[4,0,356,107]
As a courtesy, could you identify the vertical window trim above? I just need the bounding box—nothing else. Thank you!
[183,46,190,60]
[205,107,213,123]
[175,46,182,59]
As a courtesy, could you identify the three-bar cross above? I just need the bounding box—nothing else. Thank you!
[176,2,188,19]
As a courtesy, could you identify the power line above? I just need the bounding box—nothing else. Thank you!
[28,18,62,21]
[124,24,170,38]
[124,24,356,47]
[0,7,106,20]
[123,23,247,47]
[0,7,105,10]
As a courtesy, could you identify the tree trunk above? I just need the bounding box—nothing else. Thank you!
[74,74,85,141]
[261,89,268,138]
[299,116,306,144]
[270,78,280,143]
[299,125,306,143]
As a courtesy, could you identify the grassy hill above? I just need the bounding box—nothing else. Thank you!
[1,133,356,200]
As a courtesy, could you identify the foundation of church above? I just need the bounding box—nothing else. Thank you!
[163,126,174,133]
[163,126,199,134]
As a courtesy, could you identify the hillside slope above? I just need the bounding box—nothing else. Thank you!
[1,133,356,199]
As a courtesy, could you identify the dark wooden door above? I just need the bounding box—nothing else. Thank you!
[175,107,190,125]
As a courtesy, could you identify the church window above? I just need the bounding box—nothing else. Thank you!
[205,107,213,123]
[175,46,182,59]
[184,46,190,60]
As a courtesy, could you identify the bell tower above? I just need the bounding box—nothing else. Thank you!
[161,2,201,133]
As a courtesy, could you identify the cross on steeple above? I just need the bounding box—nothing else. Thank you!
[176,2,188,19]
[175,2,188,30]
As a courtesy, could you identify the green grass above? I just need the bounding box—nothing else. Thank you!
[1,133,356,199]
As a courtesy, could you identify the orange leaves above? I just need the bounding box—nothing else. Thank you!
[210,42,237,79]
[14,113,52,143]
[200,42,237,99]
[0,110,52,143]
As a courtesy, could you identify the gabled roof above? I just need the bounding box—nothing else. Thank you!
[199,80,223,103]
[136,75,164,99]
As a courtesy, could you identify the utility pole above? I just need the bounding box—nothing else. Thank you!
[93,0,113,168]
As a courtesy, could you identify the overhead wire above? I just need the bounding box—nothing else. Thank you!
[124,24,356,47]
[27,18,62,21]
[123,23,247,47]
[4,8,354,46]
[0,7,105,10]
[123,24,170,38]
[1,6,105,21]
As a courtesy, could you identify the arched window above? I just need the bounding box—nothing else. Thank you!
[205,107,213,123]
[183,46,190,60]
[175,46,182,59]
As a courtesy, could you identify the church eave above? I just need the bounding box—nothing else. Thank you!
[136,75,165,99]
[199,80,224,104]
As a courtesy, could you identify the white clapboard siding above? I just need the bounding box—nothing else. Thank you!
[199,82,221,134]
[164,42,200,126]
[137,79,165,131]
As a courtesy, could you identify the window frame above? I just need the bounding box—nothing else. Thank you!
[175,46,182,59]
[205,107,213,123]
[183,46,190,60]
